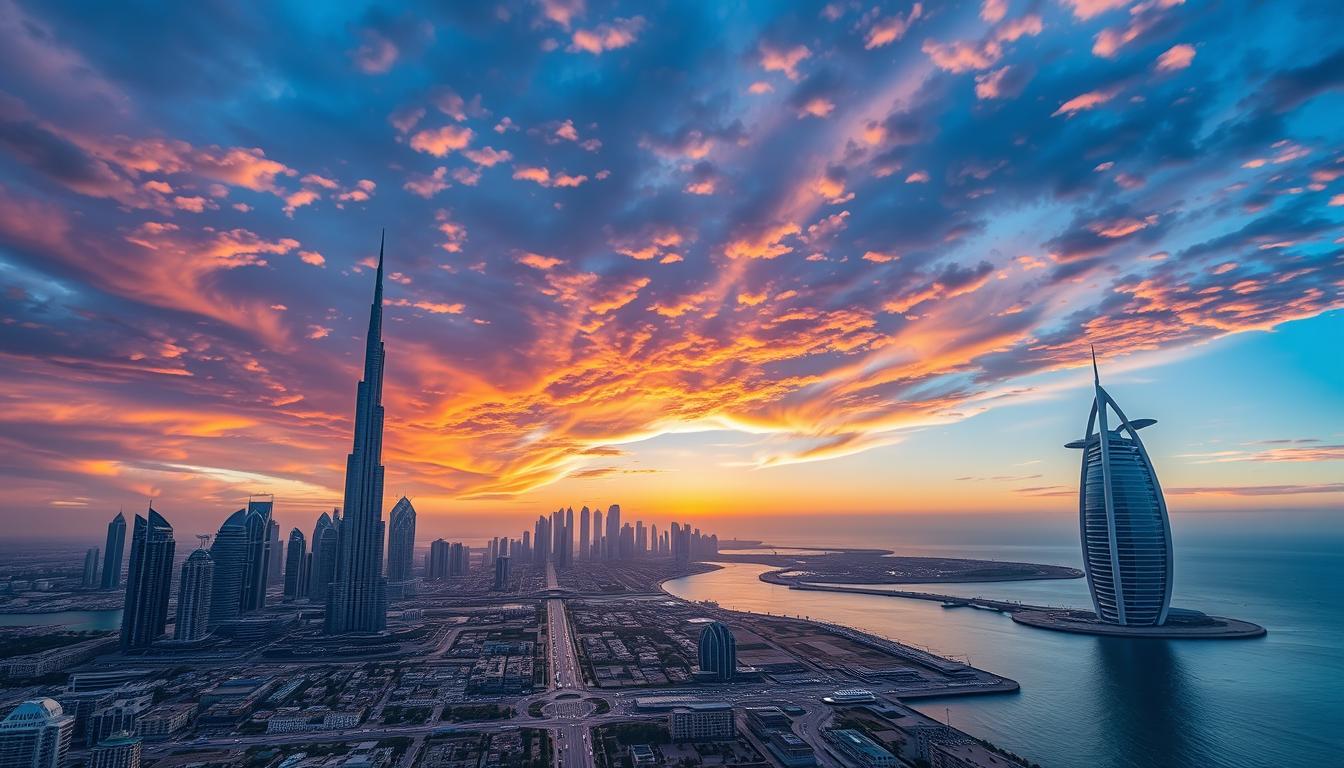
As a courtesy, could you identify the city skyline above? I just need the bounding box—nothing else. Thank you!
[0,2,1340,538]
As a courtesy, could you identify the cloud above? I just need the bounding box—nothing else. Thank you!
[1053,87,1121,116]
[569,17,645,54]
[760,43,811,80]
[1155,44,1196,71]
[409,125,474,156]
[865,4,923,50]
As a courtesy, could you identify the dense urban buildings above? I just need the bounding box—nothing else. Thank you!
[1067,354,1174,626]
[698,621,737,681]
[173,547,213,642]
[0,699,74,768]
[325,236,390,635]
[119,508,175,650]
[100,512,126,590]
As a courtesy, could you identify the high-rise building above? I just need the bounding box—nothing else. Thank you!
[564,507,574,565]
[493,556,511,591]
[100,512,126,590]
[174,548,213,641]
[266,518,283,587]
[592,509,603,558]
[308,512,337,601]
[697,621,736,681]
[427,539,449,580]
[82,549,100,589]
[533,516,549,565]
[578,506,590,560]
[240,498,272,613]
[1067,352,1174,627]
[326,235,390,635]
[119,508,174,650]
[635,521,646,556]
[207,510,248,627]
[88,732,141,768]
[0,699,74,768]
[386,496,416,585]
[283,529,307,601]
[605,504,621,560]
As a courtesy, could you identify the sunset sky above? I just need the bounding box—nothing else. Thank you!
[1,0,1341,541]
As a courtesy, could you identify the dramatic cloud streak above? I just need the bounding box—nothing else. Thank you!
[0,0,1341,526]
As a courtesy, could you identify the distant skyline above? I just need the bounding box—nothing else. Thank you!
[1,1,1341,537]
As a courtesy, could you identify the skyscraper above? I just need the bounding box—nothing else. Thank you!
[564,507,574,565]
[175,548,213,642]
[0,699,74,768]
[283,529,307,601]
[697,621,736,681]
[119,508,174,650]
[207,510,248,627]
[82,549,100,589]
[240,498,272,612]
[592,509,603,558]
[386,496,416,585]
[427,539,449,579]
[266,517,283,587]
[308,512,337,601]
[100,512,126,590]
[578,506,590,560]
[1067,351,1174,627]
[493,556,511,591]
[605,504,621,560]
[326,235,390,635]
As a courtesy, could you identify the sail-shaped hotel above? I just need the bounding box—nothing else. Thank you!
[1066,352,1174,627]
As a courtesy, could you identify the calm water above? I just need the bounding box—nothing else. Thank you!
[664,520,1344,768]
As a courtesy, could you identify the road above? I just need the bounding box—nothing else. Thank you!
[543,564,593,768]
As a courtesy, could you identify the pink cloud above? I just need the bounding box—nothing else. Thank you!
[864,3,923,50]
[409,125,474,157]
[514,166,552,185]
[981,0,1007,23]
[569,17,645,54]
[1052,87,1121,117]
[172,195,208,213]
[298,250,325,267]
[748,81,774,94]
[539,0,585,29]
[463,146,513,167]
[1156,43,1196,71]
[906,170,930,183]
[518,252,563,270]
[760,43,811,80]
[351,30,398,74]
[404,167,450,198]
[1061,0,1129,20]
[798,97,836,119]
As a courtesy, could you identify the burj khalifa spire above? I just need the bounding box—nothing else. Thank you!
[325,232,389,634]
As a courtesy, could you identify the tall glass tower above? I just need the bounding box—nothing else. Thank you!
[120,508,174,649]
[697,621,736,681]
[1067,351,1174,626]
[100,512,126,590]
[386,496,416,584]
[175,547,213,641]
[325,234,389,635]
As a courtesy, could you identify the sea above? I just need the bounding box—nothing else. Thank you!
[663,512,1343,768]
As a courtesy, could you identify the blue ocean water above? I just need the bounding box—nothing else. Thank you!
[663,515,1344,768]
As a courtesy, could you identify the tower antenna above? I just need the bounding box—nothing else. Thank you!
[1091,344,1100,385]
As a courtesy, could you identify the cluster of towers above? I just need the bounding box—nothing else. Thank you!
[110,496,289,649]
[486,505,720,567]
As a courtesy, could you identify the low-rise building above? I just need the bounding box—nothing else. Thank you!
[0,638,119,679]
[134,704,194,740]
[827,729,897,768]
[669,703,735,742]
[88,732,142,768]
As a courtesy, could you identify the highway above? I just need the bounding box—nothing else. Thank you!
[544,562,593,768]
